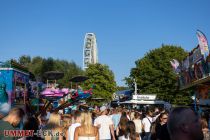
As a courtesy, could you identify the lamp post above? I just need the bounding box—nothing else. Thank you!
[134,79,137,95]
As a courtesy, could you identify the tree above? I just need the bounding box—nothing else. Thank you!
[84,63,117,105]
[29,56,44,81]
[18,55,31,67]
[17,55,84,86]
[40,57,55,81]
[41,57,54,73]
[126,45,192,104]
[55,60,84,87]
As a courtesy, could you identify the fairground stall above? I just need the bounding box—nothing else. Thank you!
[0,60,29,107]
[35,71,66,116]
[171,30,210,113]
[115,80,171,111]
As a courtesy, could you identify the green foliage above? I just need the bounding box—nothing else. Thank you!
[17,55,84,87]
[56,60,85,87]
[18,55,31,67]
[83,63,117,105]
[29,56,44,79]
[126,45,192,104]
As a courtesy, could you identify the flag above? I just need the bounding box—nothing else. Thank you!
[170,59,180,74]
[196,30,209,60]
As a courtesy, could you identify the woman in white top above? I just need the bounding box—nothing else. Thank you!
[133,112,143,135]
[74,111,99,140]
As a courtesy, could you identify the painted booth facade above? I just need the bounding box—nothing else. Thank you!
[0,61,29,107]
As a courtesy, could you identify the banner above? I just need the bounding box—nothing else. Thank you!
[196,30,209,60]
[170,59,180,74]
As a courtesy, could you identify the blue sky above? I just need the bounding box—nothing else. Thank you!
[0,0,210,86]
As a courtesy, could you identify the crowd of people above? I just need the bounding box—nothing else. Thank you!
[0,106,210,140]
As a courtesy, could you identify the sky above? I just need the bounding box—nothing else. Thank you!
[0,0,210,86]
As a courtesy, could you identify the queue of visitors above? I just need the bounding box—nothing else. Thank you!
[0,106,210,140]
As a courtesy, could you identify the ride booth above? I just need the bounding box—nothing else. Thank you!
[0,60,29,107]
[53,75,93,114]
[171,30,210,113]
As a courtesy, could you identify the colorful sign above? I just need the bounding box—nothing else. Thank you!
[14,71,29,84]
[196,30,209,61]
[0,68,29,106]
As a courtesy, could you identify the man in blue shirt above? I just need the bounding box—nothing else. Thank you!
[111,108,122,139]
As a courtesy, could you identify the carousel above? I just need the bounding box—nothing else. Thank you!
[52,75,94,113]
[32,73,94,115]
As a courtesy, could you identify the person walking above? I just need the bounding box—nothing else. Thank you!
[167,107,203,140]
[0,107,25,140]
[150,112,170,140]
[200,117,210,140]
[74,111,99,140]
[133,112,143,138]
[112,108,122,139]
[94,106,115,140]
[116,112,129,138]
[142,109,153,140]
[43,113,63,140]
[67,111,82,140]
[118,121,140,140]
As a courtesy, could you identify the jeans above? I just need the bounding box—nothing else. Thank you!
[142,132,151,140]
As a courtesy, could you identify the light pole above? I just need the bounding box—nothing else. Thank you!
[134,79,137,95]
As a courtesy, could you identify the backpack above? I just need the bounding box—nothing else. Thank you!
[146,117,156,133]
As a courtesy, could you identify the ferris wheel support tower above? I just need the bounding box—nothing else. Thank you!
[83,33,98,70]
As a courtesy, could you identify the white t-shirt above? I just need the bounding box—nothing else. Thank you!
[133,119,142,133]
[142,116,152,132]
[94,115,113,139]
[68,123,81,140]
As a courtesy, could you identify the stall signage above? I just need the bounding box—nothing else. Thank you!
[132,95,157,100]
[14,71,29,83]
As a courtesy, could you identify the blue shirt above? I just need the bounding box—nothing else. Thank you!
[112,114,121,130]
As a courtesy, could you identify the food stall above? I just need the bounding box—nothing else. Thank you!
[0,60,29,107]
